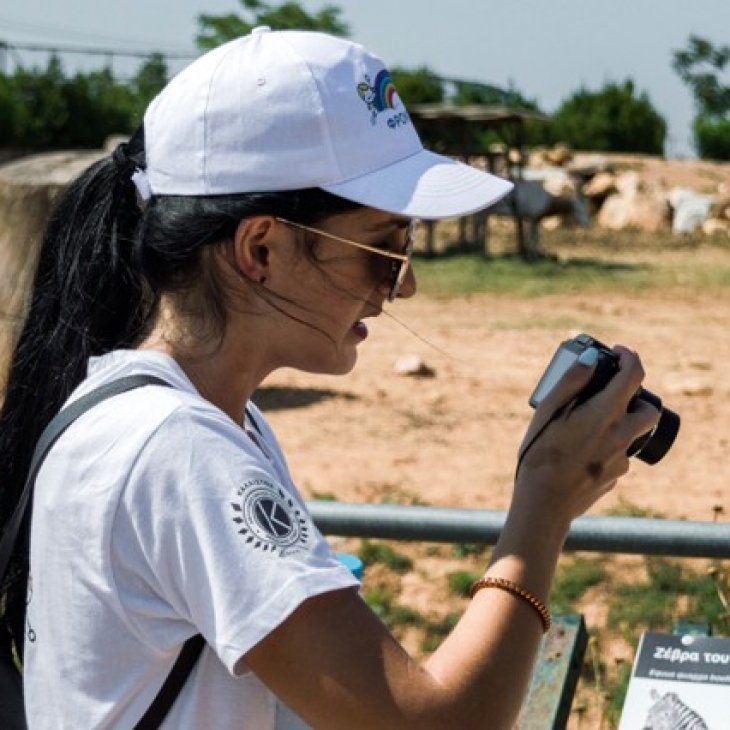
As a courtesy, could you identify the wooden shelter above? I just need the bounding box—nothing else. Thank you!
[408,103,551,260]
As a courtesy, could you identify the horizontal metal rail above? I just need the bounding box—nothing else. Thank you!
[308,501,730,559]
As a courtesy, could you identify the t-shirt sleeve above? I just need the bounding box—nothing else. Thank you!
[110,405,359,674]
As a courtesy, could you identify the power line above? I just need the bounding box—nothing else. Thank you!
[0,39,199,76]
[0,12,195,54]
[0,39,197,62]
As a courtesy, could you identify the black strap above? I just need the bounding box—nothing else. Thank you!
[0,375,171,583]
[133,634,205,729]
[0,374,205,729]
[245,405,264,437]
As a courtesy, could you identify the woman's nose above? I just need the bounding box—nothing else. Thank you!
[396,264,417,299]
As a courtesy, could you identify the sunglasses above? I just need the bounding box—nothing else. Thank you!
[275,217,415,301]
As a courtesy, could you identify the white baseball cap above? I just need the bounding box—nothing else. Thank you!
[142,26,512,220]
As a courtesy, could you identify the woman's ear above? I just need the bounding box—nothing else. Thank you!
[231,216,275,283]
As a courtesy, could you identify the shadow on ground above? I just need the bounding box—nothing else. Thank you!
[253,386,357,411]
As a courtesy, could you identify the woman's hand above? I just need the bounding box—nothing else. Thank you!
[513,344,661,527]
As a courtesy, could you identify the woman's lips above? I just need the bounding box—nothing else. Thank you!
[352,320,369,339]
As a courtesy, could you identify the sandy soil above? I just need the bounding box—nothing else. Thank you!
[260,263,730,525]
[260,152,730,527]
[9,149,725,725]
[257,274,730,724]
[253,174,730,725]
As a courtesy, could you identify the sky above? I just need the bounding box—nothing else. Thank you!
[1,0,729,157]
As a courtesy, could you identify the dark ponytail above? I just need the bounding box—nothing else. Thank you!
[0,132,149,504]
[0,128,360,643]
[0,129,149,649]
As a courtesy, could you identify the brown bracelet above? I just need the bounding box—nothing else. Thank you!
[470,576,552,633]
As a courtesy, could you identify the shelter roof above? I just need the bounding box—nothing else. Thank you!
[408,104,550,160]
[410,103,550,126]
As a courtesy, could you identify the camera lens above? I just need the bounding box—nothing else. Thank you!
[626,388,681,464]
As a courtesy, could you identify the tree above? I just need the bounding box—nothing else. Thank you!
[0,54,167,151]
[197,0,349,50]
[549,80,666,155]
[673,35,730,117]
[672,35,730,160]
[692,116,730,161]
[58,68,136,148]
[11,56,68,149]
[450,79,540,113]
[129,54,169,121]
[0,73,20,143]
[390,66,444,106]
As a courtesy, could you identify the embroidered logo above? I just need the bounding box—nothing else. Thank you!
[357,70,409,128]
[231,478,309,556]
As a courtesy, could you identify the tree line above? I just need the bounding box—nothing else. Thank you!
[0,0,728,160]
[0,54,166,151]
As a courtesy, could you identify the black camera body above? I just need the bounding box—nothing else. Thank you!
[529,334,680,465]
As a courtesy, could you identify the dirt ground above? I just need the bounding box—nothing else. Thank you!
[6,150,727,725]
[254,155,730,726]
[260,153,730,526]
[257,249,730,727]
[259,282,730,523]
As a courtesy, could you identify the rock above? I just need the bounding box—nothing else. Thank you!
[0,150,104,186]
[597,191,669,232]
[393,355,436,378]
[546,144,574,167]
[708,194,730,221]
[668,187,716,234]
[568,153,612,176]
[582,171,617,200]
[663,375,714,397]
[702,218,730,237]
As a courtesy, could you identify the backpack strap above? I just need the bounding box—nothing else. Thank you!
[0,374,205,729]
[0,375,171,582]
[133,634,206,729]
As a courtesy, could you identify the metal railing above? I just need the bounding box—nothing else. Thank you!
[308,501,730,559]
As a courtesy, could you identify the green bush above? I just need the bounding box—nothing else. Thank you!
[0,55,168,151]
[447,570,480,598]
[608,557,728,640]
[551,557,608,613]
[363,585,424,631]
[694,116,730,160]
[550,80,666,154]
[420,612,460,654]
[358,541,413,573]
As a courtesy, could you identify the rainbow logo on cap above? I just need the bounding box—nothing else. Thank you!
[357,70,400,125]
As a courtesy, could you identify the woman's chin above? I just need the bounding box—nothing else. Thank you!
[329,352,358,376]
[297,348,358,377]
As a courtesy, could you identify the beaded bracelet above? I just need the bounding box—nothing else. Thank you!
[470,576,552,633]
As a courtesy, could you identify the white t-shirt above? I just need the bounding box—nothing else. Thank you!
[25,350,358,729]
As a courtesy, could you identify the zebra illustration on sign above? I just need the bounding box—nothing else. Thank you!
[643,690,709,729]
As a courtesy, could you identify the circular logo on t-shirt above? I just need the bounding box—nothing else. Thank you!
[231,478,309,556]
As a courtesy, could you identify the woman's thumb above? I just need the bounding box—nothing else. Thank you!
[538,347,598,412]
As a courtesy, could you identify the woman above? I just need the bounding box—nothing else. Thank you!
[0,28,658,729]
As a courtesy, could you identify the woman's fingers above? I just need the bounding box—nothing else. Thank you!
[515,343,662,521]
[573,346,661,453]
[533,346,600,417]
[520,349,599,455]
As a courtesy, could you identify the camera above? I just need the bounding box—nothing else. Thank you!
[529,334,680,465]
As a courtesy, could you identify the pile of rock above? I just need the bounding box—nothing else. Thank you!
[705,194,730,236]
[526,146,730,236]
